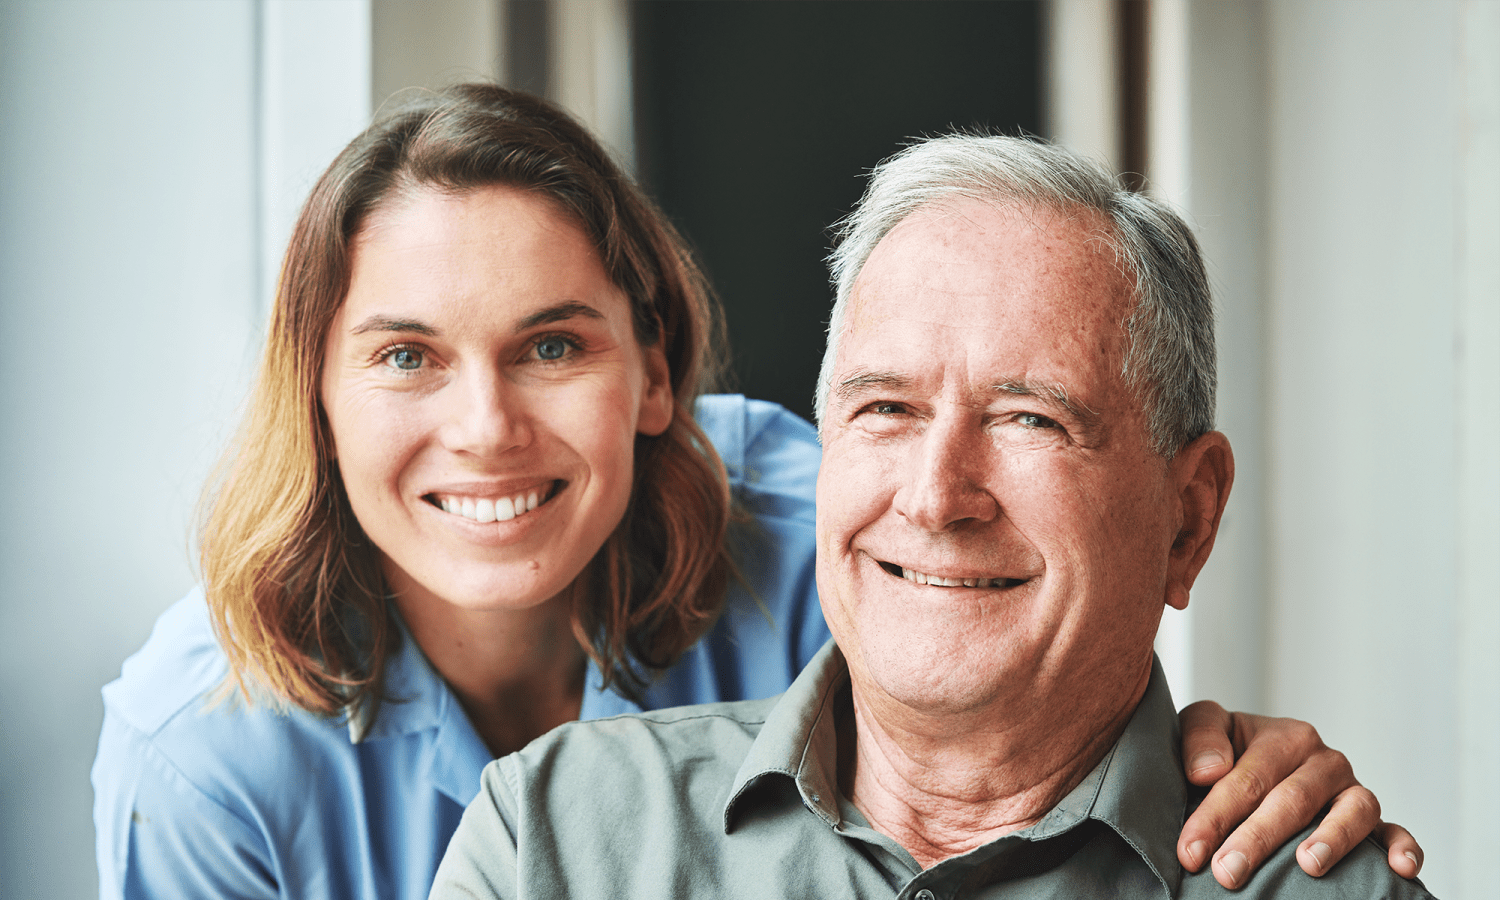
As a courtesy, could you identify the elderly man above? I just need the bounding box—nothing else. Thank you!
[431,135,1431,898]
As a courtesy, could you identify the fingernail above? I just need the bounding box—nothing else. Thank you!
[1217,850,1249,888]
[1305,841,1331,872]
[1404,851,1420,873]
[1186,840,1208,869]
[1189,749,1226,775]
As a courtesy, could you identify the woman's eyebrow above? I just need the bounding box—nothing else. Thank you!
[347,301,604,338]
[350,315,437,336]
[516,301,604,331]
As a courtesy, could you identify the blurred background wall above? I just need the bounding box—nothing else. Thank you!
[0,1,1493,897]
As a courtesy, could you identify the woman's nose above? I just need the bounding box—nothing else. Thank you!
[438,369,533,457]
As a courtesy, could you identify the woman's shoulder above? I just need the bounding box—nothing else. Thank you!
[101,589,231,737]
[96,589,353,804]
[695,394,820,524]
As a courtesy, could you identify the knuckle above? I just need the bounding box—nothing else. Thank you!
[1270,779,1319,820]
[1233,817,1280,858]
[1344,786,1381,823]
[1318,789,1382,850]
[1312,746,1355,781]
[1282,717,1323,756]
[1228,766,1272,805]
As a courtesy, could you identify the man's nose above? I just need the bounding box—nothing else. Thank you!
[439,368,533,457]
[892,413,999,532]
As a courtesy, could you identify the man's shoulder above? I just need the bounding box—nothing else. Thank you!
[515,694,778,780]
[1178,829,1435,899]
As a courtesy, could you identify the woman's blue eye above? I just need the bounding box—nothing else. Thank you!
[535,337,569,360]
[389,348,423,370]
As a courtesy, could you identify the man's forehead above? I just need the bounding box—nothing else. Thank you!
[844,199,1130,347]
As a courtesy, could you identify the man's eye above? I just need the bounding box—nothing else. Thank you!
[1017,412,1058,429]
[870,402,907,416]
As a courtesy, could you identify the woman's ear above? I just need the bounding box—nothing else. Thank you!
[1164,431,1235,610]
[636,345,674,437]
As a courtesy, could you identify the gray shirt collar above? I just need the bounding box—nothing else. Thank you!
[725,641,1185,896]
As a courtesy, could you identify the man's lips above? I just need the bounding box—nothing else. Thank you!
[876,559,1029,589]
[424,480,564,523]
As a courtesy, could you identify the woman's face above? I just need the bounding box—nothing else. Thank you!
[320,185,673,619]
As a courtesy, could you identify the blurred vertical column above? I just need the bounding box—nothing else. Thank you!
[551,0,635,171]
[258,0,372,318]
[1456,2,1500,896]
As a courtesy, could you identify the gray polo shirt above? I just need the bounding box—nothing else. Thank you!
[432,643,1433,899]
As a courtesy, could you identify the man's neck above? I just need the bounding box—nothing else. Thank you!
[838,666,1151,870]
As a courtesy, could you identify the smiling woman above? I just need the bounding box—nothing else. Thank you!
[90,84,1419,900]
[90,85,830,899]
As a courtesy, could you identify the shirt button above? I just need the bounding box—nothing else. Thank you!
[915,891,935,900]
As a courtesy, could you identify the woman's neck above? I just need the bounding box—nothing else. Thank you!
[394,587,587,757]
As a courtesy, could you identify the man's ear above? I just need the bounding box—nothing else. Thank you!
[636,345,674,437]
[1164,431,1235,610]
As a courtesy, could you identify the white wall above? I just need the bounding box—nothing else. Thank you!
[1164,2,1498,897]
[0,2,372,895]
[0,3,259,896]
[1261,4,1497,898]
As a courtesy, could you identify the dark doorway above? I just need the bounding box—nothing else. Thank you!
[634,0,1042,423]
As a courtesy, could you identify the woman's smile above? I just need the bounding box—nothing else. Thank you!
[428,479,561,524]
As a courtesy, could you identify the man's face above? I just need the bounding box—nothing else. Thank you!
[816,200,1189,721]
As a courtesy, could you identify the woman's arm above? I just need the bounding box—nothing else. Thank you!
[1177,700,1422,889]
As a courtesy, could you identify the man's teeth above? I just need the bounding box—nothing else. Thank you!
[901,567,1009,589]
[440,490,542,523]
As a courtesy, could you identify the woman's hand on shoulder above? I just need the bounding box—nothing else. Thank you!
[1175,700,1423,889]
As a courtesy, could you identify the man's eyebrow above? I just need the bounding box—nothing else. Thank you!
[350,316,438,336]
[834,371,912,401]
[996,380,1099,422]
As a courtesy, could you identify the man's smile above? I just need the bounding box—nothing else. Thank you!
[875,559,1030,589]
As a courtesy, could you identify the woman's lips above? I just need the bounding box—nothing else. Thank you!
[425,480,563,523]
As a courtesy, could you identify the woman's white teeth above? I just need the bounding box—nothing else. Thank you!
[901,567,1004,588]
[441,489,542,523]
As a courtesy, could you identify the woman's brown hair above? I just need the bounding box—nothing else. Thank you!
[200,83,731,719]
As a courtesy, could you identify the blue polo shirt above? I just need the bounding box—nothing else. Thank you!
[91,395,826,900]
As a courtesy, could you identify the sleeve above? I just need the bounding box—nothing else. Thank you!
[428,761,520,900]
[93,707,280,900]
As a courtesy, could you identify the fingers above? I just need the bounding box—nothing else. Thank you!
[1178,700,1236,786]
[1177,713,1316,873]
[1373,820,1424,879]
[1179,716,1363,888]
[1292,784,1381,877]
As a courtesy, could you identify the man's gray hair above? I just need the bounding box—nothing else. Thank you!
[816,133,1215,457]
